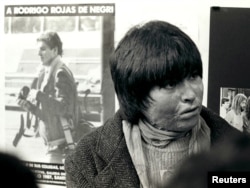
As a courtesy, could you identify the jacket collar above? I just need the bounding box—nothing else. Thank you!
[96,110,124,162]
[200,106,240,146]
[95,109,139,187]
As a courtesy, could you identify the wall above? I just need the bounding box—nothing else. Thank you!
[0,0,250,146]
[0,1,250,187]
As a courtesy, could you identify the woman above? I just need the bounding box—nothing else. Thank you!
[64,20,241,188]
[225,93,247,131]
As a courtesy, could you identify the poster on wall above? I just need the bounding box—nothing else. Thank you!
[4,3,115,186]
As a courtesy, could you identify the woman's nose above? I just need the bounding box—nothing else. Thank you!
[181,80,196,103]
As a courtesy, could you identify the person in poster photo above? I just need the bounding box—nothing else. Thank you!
[64,20,242,187]
[17,31,78,163]
[225,93,247,132]
[220,97,230,118]
[243,96,250,134]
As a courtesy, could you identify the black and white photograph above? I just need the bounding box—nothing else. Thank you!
[3,3,115,186]
[1,1,250,188]
[220,87,250,133]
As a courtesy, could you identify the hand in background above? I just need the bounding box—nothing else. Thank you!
[27,89,39,103]
[17,99,32,112]
[18,86,30,100]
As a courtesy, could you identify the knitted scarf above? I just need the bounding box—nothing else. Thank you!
[122,116,211,187]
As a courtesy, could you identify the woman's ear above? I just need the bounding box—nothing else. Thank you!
[53,46,58,55]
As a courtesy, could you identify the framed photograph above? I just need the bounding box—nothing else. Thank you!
[4,3,115,186]
[219,87,250,132]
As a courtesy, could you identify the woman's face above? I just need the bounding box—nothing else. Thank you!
[144,76,204,132]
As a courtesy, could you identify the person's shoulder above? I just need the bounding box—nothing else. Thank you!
[65,111,123,164]
[73,112,121,152]
[226,109,234,115]
[76,125,103,151]
[56,65,73,78]
[55,65,75,86]
[201,106,224,123]
[201,106,242,144]
[64,126,102,172]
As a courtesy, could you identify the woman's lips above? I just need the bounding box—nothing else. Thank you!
[180,107,200,119]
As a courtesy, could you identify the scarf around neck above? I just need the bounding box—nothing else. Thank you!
[138,119,188,147]
[122,116,211,187]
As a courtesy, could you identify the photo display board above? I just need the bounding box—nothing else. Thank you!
[208,7,250,113]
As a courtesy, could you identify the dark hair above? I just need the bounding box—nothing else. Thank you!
[221,97,229,105]
[245,97,250,120]
[110,20,202,124]
[231,93,247,115]
[0,152,38,188]
[37,31,63,56]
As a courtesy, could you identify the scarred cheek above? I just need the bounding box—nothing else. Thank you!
[198,87,204,103]
[193,82,204,103]
[155,100,179,119]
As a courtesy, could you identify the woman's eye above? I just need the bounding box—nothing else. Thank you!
[189,73,199,80]
[165,81,177,89]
